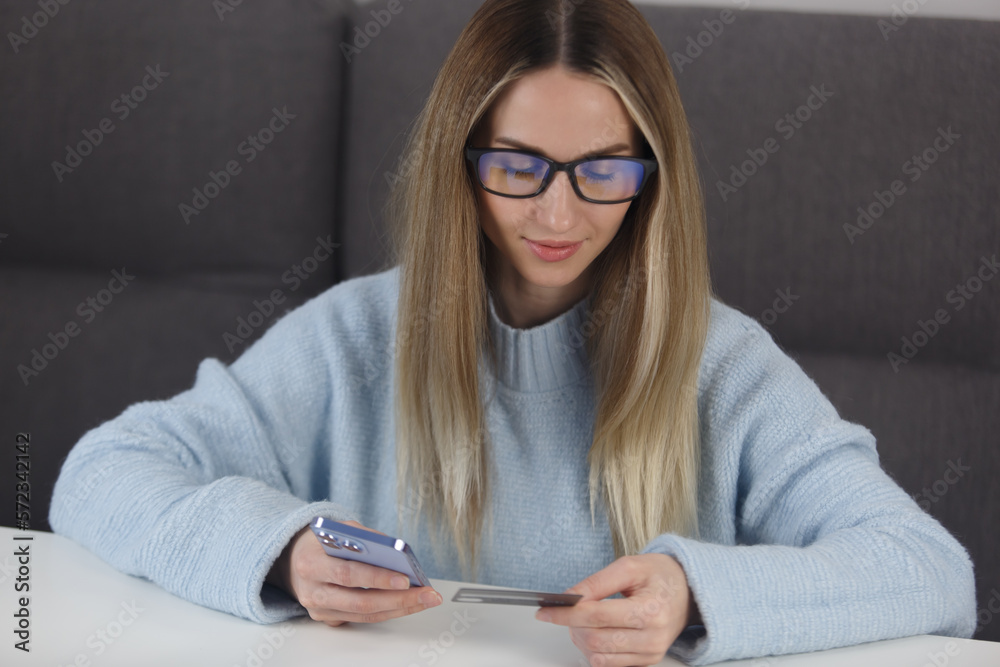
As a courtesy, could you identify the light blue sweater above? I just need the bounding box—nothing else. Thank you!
[49,266,976,665]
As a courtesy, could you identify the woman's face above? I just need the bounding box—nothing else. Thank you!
[471,65,642,306]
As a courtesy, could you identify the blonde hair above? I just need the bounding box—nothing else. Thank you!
[389,0,711,579]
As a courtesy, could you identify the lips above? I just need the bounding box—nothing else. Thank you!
[530,239,579,248]
[525,238,583,262]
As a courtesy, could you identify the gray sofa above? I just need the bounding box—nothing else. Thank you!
[2,0,997,641]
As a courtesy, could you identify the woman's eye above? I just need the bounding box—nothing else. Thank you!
[499,159,540,173]
[579,167,618,182]
[499,161,543,179]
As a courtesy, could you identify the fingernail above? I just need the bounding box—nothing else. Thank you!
[420,591,442,607]
[391,575,409,589]
[536,610,551,622]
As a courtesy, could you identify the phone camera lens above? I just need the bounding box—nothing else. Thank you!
[319,533,342,549]
[342,539,365,553]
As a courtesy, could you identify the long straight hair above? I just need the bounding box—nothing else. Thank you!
[390,0,711,579]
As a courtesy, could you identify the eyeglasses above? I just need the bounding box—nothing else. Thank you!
[465,146,658,204]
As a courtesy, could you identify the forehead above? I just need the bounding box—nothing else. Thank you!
[481,66,638,158]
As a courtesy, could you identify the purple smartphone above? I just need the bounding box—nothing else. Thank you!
[310,517,430,587]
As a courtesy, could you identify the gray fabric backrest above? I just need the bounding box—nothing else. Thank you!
[652,9,1000,370]
[0,0,351,532]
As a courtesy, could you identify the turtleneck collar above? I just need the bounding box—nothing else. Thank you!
[484,290,592,393]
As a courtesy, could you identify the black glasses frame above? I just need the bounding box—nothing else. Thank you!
[465,146,658,204]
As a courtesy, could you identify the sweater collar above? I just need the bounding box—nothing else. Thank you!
[485,290,592,393]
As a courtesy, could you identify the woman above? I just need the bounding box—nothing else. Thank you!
[50,0,975,665]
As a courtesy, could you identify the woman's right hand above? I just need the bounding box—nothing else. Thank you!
[268,520,442,626]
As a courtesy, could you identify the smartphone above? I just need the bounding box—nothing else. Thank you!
[310,517,431,587]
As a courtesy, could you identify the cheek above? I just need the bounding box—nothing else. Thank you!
[594,207,629,240]
[478,195,524,239]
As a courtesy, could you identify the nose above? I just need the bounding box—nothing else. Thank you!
[531,170,575,232]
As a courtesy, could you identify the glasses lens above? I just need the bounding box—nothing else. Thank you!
[476,151,549,196]
[574,159,645,202]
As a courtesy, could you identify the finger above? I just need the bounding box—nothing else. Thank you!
[309,599,433,625]
[563,555,648,602]
[314,584,442,615]
[300,583,441,620]
[306,551,416,591]
[295,528,408,590]
[536,597,667,629]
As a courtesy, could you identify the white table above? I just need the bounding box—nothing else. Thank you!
[2,527,997,666]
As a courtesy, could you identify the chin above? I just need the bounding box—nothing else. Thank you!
[519,263,586,289]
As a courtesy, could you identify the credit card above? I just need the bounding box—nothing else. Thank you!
[451,587,582,607]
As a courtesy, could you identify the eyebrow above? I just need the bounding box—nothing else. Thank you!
[493,136,633,159]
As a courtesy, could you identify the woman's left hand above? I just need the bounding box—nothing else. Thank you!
[534,553,697,667]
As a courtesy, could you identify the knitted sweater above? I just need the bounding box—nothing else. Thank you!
[49,266,976,665]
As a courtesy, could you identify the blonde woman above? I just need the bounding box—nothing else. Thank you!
[50,0,975,664]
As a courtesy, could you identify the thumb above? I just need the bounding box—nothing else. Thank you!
[564,557,644,602]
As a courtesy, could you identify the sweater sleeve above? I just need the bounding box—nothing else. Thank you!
[642,309,977,665]
[49,289,361,623]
